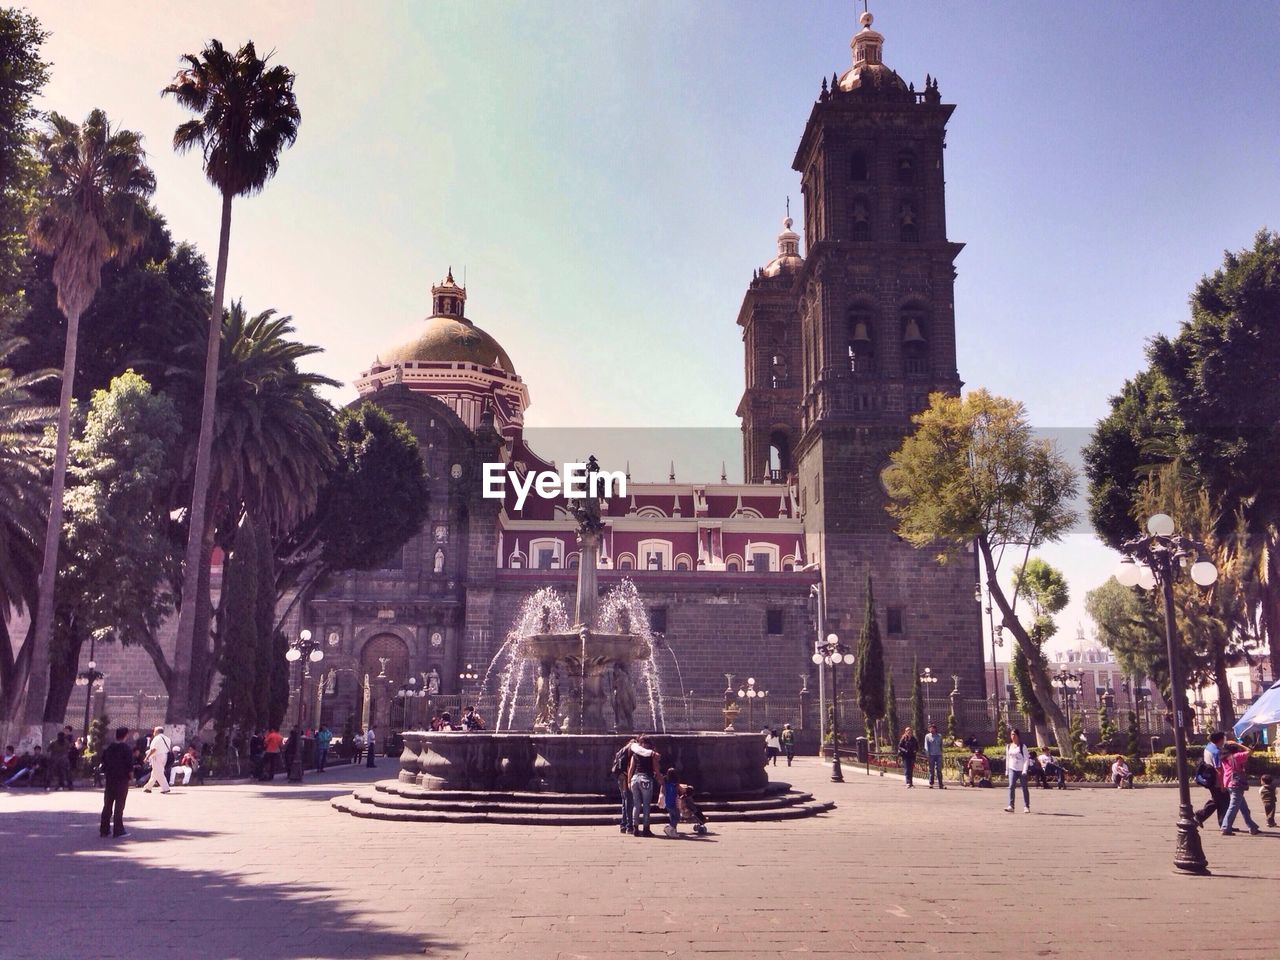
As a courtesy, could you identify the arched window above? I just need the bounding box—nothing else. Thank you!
[850,151,869,182]
[850,196,870,241]
[899,201,919,243]
[847,306,874,375]
[897,152,916,184]
[768,430,791,480]
[902,307,929,377]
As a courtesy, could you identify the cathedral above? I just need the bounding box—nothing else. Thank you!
[70,11,984,741]
[299,10,983,735]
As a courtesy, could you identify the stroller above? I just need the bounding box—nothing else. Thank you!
[677,784,709,835]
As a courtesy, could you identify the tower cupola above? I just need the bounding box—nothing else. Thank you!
[431,267,467,319]
[761,200,804,278]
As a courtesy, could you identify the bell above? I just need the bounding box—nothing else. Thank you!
[850,321,872,344]
[903,317,926,345]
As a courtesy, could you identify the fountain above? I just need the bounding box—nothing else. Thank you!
[332,458,834,822]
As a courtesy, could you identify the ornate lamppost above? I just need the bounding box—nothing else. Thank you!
[737,677,768,730]
[75,636,105,742]
[1053,670,1081,724]
[1115,512,1218,875]
[398,675,428,729]
[285,629,324,782]
[458,663,479,697]
[919,666,939,724]
[976,580,1004,742]
[812,634,855,782]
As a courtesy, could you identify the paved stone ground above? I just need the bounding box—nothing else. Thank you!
[1,757,1277,959]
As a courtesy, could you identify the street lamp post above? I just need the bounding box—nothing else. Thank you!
[976,581,1004,742]
[919,666,939,723]
[285,629,324,782]
[736,677,768,730]
[458,663,479,698]
[1053,670,1080,725]
[75,636,105,742]
[398,676,428,729]
[1116,512,1218,875]
[812,633,855,782]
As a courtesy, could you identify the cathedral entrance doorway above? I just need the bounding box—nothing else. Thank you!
[357,634,411,733]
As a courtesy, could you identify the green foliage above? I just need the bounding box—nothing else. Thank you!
[854,575,885,735]
[294,401,431,576]
[251,515,276,729]
[1086,577,1166,687]
[910,656,925,736]
[0,8,48,327]
[0,337,53,616]
[86,713,109,757]
[885,674,899,742]
[1011,646,1047,728]
[216,517,258,737]
[60,372,181,651]
[946,712,958,742]
[883,389,1078,561]
[1097,699,1118,752]
[1125,709,1140,761]
[1067,710,1087,767]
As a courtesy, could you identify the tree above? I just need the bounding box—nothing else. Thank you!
[251,514,276,729]
[1067,709,1087,768]
[44,371,180,724]
[1085,577,1165,688]
[1097,698,1118,752]
[1150,231,1280,680]
[0,336,54,717]
[162,302,335,722]
[1125,709,1140,761]
[910,656,925,738]
[163,40,301,729]
[884,674,899,744]
[215,516,258,743]
[21,109,155,734]
[0,8,48,329]
[853,575,885,747]
[1009,557,1069,745]
[275,401,430,628]
[884,389,1078,749]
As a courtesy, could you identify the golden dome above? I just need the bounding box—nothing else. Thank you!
[381,314,516,375]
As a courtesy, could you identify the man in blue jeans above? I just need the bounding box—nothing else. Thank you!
[612,738,636,833]
[924,723,945,789]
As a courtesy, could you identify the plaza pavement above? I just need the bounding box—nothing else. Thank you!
[1,756,1277,960]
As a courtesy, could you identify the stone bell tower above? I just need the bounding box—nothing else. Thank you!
[787,10,983,696]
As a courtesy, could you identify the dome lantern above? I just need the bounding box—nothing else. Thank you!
[431,267,467,319]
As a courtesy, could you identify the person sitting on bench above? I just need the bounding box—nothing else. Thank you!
[1039,749,1066,789]
[965,748,991,787]
[1111,757,1135,789]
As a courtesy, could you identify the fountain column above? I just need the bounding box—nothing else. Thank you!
[575,528,600,628]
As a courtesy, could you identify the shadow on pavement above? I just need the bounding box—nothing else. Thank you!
[0,810,446,960]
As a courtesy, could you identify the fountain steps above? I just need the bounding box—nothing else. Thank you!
[332,780,834,825]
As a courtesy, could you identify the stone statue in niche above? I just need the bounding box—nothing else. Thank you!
[433,549,445,573]
[425,667,440,694]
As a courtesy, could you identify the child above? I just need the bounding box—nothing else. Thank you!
[677,782,709,835]
[661,767,681,837]
[1261,773,1276,828]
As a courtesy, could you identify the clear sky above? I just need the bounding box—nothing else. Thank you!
[23,1,1280,655]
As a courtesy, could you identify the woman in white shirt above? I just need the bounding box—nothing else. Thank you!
[1004,729,1031,813]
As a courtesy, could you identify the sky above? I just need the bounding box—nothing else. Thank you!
[22,1,1280,656]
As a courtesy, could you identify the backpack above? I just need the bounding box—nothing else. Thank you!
[780,728,795,746]
[1193,760,1217,789]
[610,745,631,777]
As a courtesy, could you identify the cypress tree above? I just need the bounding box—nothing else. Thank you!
[252,514,276,730]
[885,674,900,745]
[217,518,259,739]
[911,655,925,736]
[854,575,885,747]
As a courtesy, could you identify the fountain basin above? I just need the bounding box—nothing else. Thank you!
[521,631,651,663]
[398,731,769,796]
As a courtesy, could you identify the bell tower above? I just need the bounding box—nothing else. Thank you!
[789,10,983,696]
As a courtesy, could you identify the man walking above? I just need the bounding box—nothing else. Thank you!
[365,725,378,768]
[780,724,796,766]
[1194,731,1230,829]
[143,726,172,794]
[924,722,945,789]
[100,727,133,838]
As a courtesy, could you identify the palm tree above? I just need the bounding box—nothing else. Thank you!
[20,110,154,731]
[162,40,300,726]
[170,301,335,721]
[0,337,55,717]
